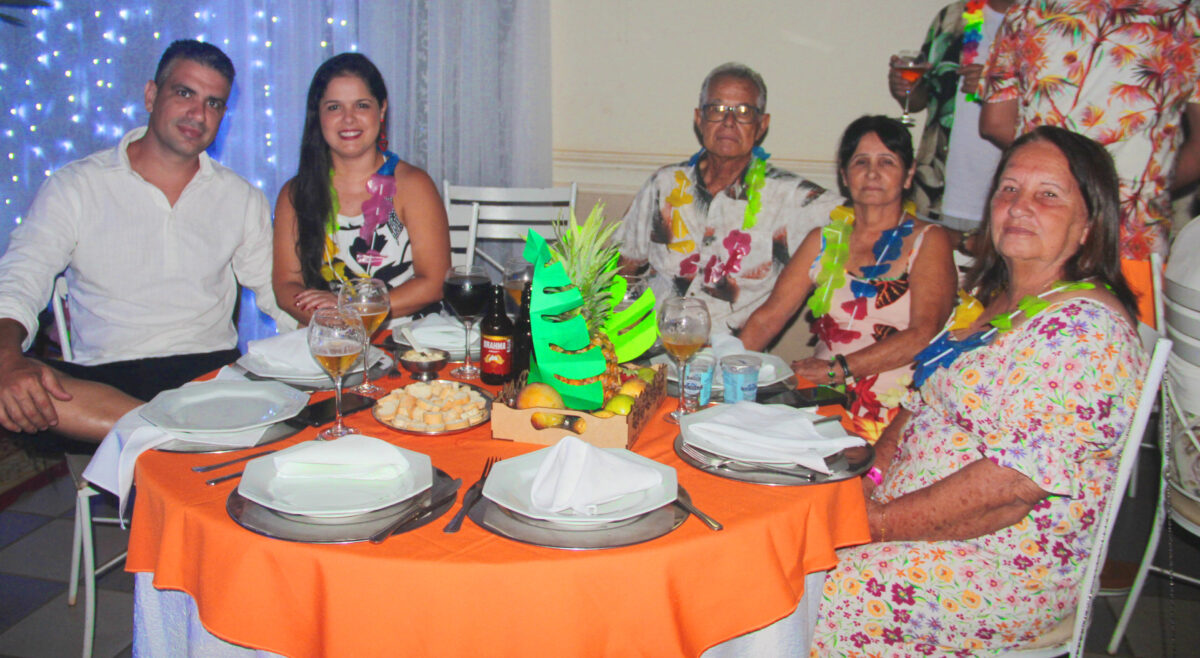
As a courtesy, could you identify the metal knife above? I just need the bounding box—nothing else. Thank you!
[369,477,462,543]
[443,479,488,533]
[674,495,723,531]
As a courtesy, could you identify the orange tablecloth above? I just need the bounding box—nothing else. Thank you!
[126,373,869,657]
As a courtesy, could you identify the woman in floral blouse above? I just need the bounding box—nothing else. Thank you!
[811,127,1147,655]
[273,53,449,326]
[741,116,956,442]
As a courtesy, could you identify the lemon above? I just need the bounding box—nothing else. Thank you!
[603,393,636,416]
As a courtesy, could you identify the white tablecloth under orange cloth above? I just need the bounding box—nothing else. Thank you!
[125,375,869,657]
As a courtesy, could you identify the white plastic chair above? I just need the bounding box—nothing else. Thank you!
[998,337,1171,658]
[444,199,479,269]
[66,455,127,658]
[51,274,74,362]
[1107,276,1200,652]
[442,181,576,270]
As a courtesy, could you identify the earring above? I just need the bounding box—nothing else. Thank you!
[377,124,388,153]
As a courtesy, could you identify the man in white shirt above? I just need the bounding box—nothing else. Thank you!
[0,40,290,439]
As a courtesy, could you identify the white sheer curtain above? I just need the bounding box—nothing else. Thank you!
[0,0,550,346]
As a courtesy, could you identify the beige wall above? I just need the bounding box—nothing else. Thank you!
[551,0,950,216]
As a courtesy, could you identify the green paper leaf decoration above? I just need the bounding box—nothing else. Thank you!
[604,274,657,364]
[523,232,605,410]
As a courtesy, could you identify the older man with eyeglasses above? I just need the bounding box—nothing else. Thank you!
[617,62,841,333]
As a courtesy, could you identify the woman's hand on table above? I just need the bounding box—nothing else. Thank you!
[294,289,339,313]
[791,357,838,387]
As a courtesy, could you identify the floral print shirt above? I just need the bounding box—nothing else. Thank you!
[912,1,971,216]
[982,0,1200,261]
[813,298,1145,655]
[617,160,840,332]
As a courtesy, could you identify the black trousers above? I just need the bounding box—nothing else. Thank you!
[52,348,241,402]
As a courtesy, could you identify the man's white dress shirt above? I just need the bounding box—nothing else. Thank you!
[0,127,292,365]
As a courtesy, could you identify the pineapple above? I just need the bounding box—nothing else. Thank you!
[547,205,623,402]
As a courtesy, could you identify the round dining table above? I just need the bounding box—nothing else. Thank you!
[124,369,870,657]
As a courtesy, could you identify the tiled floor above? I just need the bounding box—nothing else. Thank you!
[0,449,1197,657]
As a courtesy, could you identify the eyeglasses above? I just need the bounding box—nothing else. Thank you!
[700,103,761,124]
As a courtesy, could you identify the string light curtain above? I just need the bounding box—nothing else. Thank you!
[0,0,550,343]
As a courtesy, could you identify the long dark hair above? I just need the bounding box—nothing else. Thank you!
[965,126,1138,319]
[835,115,915,203]
[290,53,389,288]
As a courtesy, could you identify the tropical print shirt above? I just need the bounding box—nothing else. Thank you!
[913,1,971,216]
[617,160,840,332]
[983,0,1200,261]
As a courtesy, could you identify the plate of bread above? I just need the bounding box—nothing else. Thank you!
[372,380,492,435]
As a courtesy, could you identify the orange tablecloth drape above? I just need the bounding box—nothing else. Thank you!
[126,373,869,657]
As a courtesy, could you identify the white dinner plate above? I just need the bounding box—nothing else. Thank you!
[654,351,792,391]
[139,381,308,433]
[237,439,433,518]
[481,448,677,525]
[237,345,390,382]
[679,403,858,464]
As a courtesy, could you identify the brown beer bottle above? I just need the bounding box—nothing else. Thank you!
[480,285,515,384]
[512,282,533,377]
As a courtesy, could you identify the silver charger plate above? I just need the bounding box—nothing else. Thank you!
[674,434,874,486]
[155,419,304,454]
[227,467,455,543]
[371,380,494,436]
[466,487,692,550]
[239,359,393,391]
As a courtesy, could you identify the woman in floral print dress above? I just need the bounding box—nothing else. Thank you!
[812,127,1147,656]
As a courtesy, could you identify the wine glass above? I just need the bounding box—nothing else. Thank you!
[308,307,367,439]
[657,297,711,424]
[338,278,391,397]
[442,264,491,379]
[891,49,929,127]
[503,256,533,315]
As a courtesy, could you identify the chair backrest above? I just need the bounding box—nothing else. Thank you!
[51,274,74,362]
[1057,337,1171,657]
[442,181,577,270]
[1151,252,1166,334]
[444,200,479,269]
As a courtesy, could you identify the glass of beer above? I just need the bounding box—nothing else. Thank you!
[657,297,711,424]
[891,49,929,127]
[338,278,391,397]
[308,307,367,439]
[443,265,492,379]
[503,257,533,315]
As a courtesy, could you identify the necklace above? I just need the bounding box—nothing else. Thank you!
[807,203,916,318]
[961,0,986,102]
[322,150,400,283]
[687,145,770,231]
[911,280,1097,388]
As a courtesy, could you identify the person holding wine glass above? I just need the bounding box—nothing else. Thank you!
[888,0,1014,238]
[740,116,956,442]
[308,307,367,439]
[273,53,450,326]
[658,297,711,423]
[338,278,390,397]
[890,49,930,127]
[443,265,491,380]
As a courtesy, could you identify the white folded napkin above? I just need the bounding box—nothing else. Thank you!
[84,402,269,520]
[247,329,325,377]
[529,436,663,515]
[686,401,864,474]
[272,434,409,480]
[405,313,480,352]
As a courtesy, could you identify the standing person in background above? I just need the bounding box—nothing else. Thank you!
[980,0,1200,328]
[889,0,1015,244]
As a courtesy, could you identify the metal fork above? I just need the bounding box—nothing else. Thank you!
[680,442,814,479]
[443,457,498,532]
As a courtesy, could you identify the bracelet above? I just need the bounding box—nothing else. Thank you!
[826,358,838,383]
[865,466,883,486]
[834,354,853,384]
[878,505,887,543]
